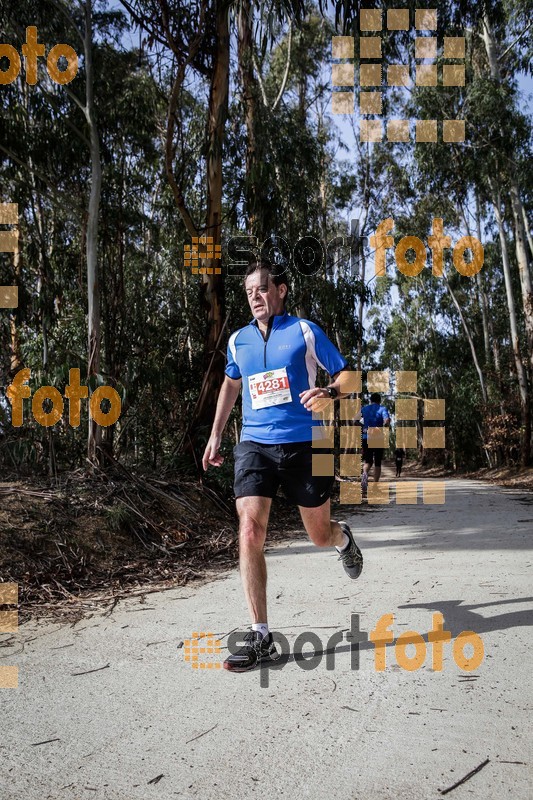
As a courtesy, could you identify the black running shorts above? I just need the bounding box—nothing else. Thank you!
[233,440,334,508]
[362,440,383,468]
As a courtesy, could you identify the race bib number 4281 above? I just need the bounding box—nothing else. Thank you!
[248,367,292,410]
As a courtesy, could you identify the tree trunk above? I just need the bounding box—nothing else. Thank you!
[238,0,260,237]
[189,0,230,447]
[476,271,490,364]
[318,113,329,249]
[84,0,103,467]
[356,247,365,373]
[481,15,500,80]
[510,181,533,378]
[474,197,491,367]
[25,72,51,372]
[522,203,533,261]
[483,14,531,465]
[443,275,488,403]
[491,186,530,465]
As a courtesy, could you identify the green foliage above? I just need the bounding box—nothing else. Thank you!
[0,0,530,480]
[104,502,134,533]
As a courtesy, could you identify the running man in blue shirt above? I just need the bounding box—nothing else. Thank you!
[202,260,363,672]
[360,392,391,491]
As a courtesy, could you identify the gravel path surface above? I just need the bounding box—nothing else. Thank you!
[1,479,532,799]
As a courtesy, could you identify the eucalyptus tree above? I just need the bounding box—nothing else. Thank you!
[0,0,107,467]
[324,0,532,466]
[116,0,311,452]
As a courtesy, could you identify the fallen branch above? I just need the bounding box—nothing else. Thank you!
[185,723,218,745]
[31,738,61,746]
[103,597,120,616]
[439,758,490,795]
[71,663,110,676]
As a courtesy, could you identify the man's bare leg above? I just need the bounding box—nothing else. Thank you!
[299,498,363,579]
[298,499,345,547]
[236,495,272,623]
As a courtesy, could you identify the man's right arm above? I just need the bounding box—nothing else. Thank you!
[201,375,242,470]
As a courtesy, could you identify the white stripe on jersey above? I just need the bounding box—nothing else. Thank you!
[298,319,327,389]
[228,330,239,365]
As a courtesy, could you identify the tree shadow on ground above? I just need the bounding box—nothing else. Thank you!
[260,596,533,673]
[396,596,533,639]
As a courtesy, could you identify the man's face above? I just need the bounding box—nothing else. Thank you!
[245,269,286,324]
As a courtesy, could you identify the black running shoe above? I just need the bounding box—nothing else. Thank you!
[223,630,280,672]
[337,522,363,579]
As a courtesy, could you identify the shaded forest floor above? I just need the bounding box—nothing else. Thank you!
[406,460,533,490]
[0,469,371,625]
[0,471,304,624]
[1,460,530,624]
[465,464,533,490]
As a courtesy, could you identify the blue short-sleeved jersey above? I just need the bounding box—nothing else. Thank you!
[225,311,347,444]
[361,403,390,440]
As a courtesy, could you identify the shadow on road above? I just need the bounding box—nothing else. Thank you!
[397,596,533,638]
[264,595,533,669]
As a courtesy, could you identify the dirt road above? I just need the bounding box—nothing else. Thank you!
[1,478,532,799]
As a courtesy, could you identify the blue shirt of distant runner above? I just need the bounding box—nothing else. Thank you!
[361,402,390,441]
[225,310,347,444]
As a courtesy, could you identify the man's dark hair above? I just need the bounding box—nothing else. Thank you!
[370,392,381,403]
[244,259,289,306]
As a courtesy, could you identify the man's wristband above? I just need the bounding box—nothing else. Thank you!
[325,386,338,399]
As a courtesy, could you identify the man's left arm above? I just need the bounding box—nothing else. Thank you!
[299,322,349,410]
[299,369,349,410]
